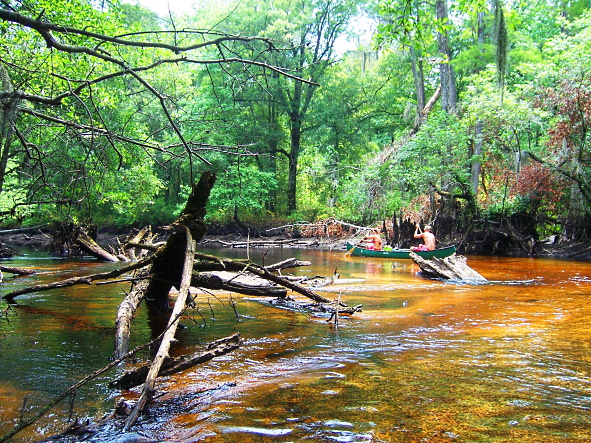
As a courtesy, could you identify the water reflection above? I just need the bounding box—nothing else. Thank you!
[1,249,591,442]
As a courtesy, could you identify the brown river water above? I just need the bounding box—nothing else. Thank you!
[1,246,591,442]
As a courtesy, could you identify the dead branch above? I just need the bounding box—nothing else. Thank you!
[120,226,156,261]
[124,226,195,430]
[265,258,312,271]
[113,268,151,360]
[2,256,153,300]
[203,238,309,247]
[76,231,122,262]
[269,296,363,316]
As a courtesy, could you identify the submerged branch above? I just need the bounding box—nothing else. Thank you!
[110,333,242,390]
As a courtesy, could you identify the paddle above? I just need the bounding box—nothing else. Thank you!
[344,230,369,257]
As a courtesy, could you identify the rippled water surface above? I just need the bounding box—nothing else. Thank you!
[1,247,591,442]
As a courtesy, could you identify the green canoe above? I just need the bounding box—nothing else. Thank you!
[345,242,456,259]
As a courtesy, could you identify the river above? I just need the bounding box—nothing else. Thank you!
[1,246,590,442]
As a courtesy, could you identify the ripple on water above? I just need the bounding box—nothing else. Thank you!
[220,426,293,436]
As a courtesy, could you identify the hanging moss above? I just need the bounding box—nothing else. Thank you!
[496,6,508,95]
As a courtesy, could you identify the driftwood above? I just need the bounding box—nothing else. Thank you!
[300,271,340,288]
[119,226,161,261]
[204,238,311,248]
[113,268,151,360]
[260,218,368,236]
[193,271,288,297]
[76,231,122,262]
[110,333,242,390]
[269,296,362,316]
[411,252,488,283]
[265,257,312,271]
[0,265,35,276]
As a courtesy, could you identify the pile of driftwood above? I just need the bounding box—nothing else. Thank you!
[0,171,362,442]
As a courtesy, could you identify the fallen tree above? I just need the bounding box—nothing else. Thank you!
[1,170,361,441]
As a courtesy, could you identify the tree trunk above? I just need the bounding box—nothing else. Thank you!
[411,252,487,283]
[142,171,215,311]
[471,11,485,195]
[471,120,483,195]
[0,64,18,195]
[287,121,301,213]
[410,45,425,114]
[436,0,457,114]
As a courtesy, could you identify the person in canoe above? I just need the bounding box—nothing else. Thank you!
[412,224,435,251]
[362,228,383,250]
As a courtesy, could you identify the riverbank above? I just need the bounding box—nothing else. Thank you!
[1,226,591,260]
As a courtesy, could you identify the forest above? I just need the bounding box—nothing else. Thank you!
[1,0,591,255]
[3,1,591,442]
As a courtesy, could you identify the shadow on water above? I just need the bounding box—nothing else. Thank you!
[2,249,591,442]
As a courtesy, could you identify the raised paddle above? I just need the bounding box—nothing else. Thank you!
[345,231,369,257]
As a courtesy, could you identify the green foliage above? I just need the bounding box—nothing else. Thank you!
[90,164,166,227]
[395,112,471,193]
[206,164,278,223]
[3,0,591,240]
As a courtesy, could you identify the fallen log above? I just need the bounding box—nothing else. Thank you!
[203,238,307,248]
[269,296,363,316]
[109,333,242,390]
[410,252,488,283]
[192,271,288,297]
[265,257,312,272]
[0,265,35,276]
[76,231,122,262]
[300,271,340,288]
